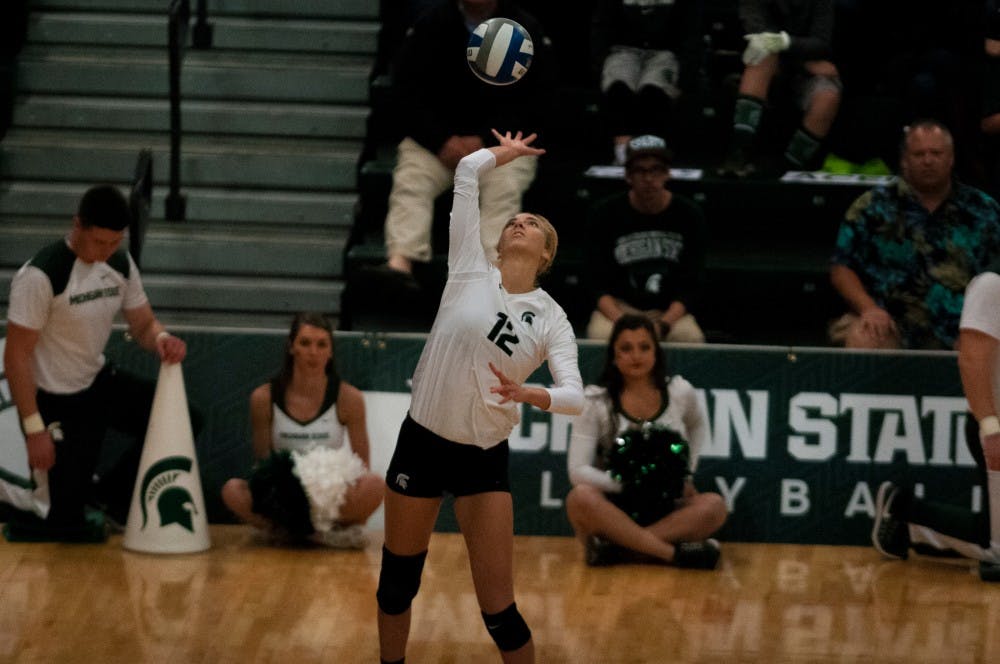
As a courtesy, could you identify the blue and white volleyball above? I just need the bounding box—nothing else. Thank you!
[466,18,533,86]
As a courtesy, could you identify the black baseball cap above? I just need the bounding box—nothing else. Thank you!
[625,135,673,168]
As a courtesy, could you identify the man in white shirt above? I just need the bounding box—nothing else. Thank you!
[3,185,187,537]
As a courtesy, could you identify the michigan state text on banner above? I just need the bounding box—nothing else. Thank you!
[345,338,971,545]
[0,328,970,544]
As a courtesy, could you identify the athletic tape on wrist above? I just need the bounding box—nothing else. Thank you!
[980,416,1000,436]
[22,412,45,435]
[155,331,170,343]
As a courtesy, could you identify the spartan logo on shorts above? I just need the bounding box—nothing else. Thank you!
[138,456,199,532]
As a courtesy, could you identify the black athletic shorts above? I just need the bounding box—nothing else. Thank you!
[385,414,511,498]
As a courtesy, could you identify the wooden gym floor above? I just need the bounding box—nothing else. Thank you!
[1,526,998,663]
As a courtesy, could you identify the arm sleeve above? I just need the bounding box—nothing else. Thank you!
[543,315,584,415]
[568,393,623,493]
[7,266,53,331]
[673,377,710,473]
[448,149,496,275]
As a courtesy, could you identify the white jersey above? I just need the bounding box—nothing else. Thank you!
[567,376,708,493]
[270,377,347,453]
[960,272,1000,412]
[7,240,148,394]
[408,149,583,448]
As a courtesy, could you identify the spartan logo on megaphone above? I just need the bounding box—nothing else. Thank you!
[139,456,199,532]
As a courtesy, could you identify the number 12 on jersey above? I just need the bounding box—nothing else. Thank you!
[486,312,519,356]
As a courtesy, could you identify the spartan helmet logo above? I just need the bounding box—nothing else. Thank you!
[520,311,536,326]
[139,455,198,531]
[157,486,197,532]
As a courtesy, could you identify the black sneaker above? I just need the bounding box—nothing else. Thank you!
[979,560,1000,582]
[584,535,622,567]
[673,539,721,569]
[872,481,909,560]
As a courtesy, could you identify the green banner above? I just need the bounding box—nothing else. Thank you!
[1,328,974,545]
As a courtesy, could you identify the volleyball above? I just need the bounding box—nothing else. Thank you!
[466,17,533,86]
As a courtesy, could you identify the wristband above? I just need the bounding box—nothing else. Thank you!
[22,412,45,435]
[155,331,171,343]
[980,415,1000,436]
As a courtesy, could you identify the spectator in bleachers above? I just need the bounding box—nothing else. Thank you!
[871,264,1000,581]
[377,0,556,284]
[829,120,1000,350]
[718,0,841,178]
[220,312,384,548]
[566,314,726,567]
[591,0,704,165]
[584,135,707,343]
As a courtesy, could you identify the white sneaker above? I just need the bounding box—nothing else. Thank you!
[309,524,367,549]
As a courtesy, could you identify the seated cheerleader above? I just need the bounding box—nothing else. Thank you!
[566,314,727,567]
[221,312,384,547]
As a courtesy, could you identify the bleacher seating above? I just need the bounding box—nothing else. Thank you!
[341,0,874,346]
[1,0,378,330]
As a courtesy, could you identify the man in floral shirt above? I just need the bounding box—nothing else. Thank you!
[829,119,1000,349]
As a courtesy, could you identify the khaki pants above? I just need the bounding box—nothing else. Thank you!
[384,137,538,264]
[586,305,706,343]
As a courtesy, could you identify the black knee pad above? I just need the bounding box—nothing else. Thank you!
[482,602,531,652]
[376,546,427,615]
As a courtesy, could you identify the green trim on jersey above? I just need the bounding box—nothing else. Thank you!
[106,248,130,278]
[28,241,76,297]
[28,241,130,296]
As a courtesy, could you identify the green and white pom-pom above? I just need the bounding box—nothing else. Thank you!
[291,445,366,534]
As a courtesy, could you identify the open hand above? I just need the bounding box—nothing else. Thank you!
[488,361,527,404]
[490,129,546,156]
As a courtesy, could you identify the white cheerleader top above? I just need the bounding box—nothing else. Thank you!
[270,376,347,453]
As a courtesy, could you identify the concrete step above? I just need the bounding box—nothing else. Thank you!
[17,44,371,103]
[141,273,344,314]
[0,129,361,190]
[0,218,347,278]
[137,309,321,334]
[13,95,368,138]
[0,181,358,228]
[32,0,378,19]
[0,269,345,316]
[28,13,378,54]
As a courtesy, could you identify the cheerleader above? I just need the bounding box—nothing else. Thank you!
[221,312,384,547]
[567,314,726,567]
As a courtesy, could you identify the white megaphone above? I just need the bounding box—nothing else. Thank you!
[123,361,210,553]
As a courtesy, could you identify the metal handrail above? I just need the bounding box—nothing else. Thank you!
[129,149,153,266]
[165,0,212,222]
